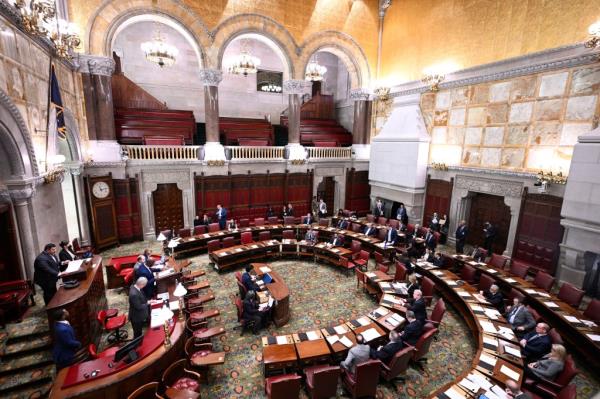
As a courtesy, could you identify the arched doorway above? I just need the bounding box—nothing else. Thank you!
[467,193,511,255]
[152,183,184,234]
[317,177,336,216]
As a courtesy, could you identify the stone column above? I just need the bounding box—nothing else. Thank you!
[9,186,37,280]
[75,55,120,162]
[503,196,522,258]
[350,88,372,159]
[283,79,311,161]
[68,165,91,246]
[199,69,225,161]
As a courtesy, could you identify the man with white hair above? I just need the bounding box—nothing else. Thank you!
[129,277,150,338]
[405,289,427,323]
[370,330,403,363]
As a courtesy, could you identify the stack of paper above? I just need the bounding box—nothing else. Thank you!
[445,280,458,286]
[587,334,600,342]
[484,309,501,320]
[360,328,381,342]
[306,331,319,341]
[499,365,520,380]
[276,336,288,345]
[470,304,485,312]
[504,278,517,284]
[326,335,339,345]
[483,336,498,347]
[260,266,272,273]
[564,315,581,324]
[544,301,560,308]
[459,378,478,393]
[64,259,84,274]
[334,325,347,335]
[339,336,353,348]
[504,345,521,358]
[479,352,497,367]
[498,326,515,339]
[357,317,371,326]
[581,320,597,328]
[432,270,445,276]
[457,291,471,298]
[382,294,402,304]
[468,373,493,391]
[443,386,467,399]
[487,269,498,274]
[479,320,497,334]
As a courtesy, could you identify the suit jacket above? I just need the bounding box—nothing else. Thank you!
[217,208,227,221]
[530,356,564,380]
[455,225,468,241]
[34,252,61,287]
[484,225,497,239]
[302,216,313,225]
[331,237,344,246]
[397,208,407,221]
[370,340,403,363]
[242,298,259,320]
[59,248,76,263]
[305,231,317,243]
[364,227,377,237]
[401,320,424,346]
[424,233,436,249]
[483,291,506,314]
[128,286,149,324]
[432,256,445,268]
[407,283,420,298]
[374,206,384,217]
[319,202,327,214]
[53,321,81,369]
[522,332,552,361]
[407,298,427,322]
[507,306,536,331]
[385,228,398,244]
[134,264,155,299]
[341,343,370,374]
[242,272,259,292]
[338,220,349,229]
[287,208,294,216]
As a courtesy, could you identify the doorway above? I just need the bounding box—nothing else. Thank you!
[317,177,336,216]
[0,204,20,282]
[467,193,511,254]
[152,183,184,234]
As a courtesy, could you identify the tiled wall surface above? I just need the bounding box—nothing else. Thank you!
[422,65,600,173]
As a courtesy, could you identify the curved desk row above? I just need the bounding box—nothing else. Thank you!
[451,254,600,371]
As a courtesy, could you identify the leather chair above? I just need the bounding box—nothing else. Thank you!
[379,346,414,382]
[460,264,478,285]
[351,223,361,233]
[304,364,340,399]
[259,231,271,241]
[377,228,387,241]
[207,240,220,253]
[583,298,600,323]
[208,223,220,232]
[318,218,330,227]
[527,306,543,323]
[427,298,446,328]
[339,257,356,276]
[394,262,407,282]
[127,382,164,399]
[366,214,375,223]
[548,328,564,345]
[350,240,361,259]
[478,273,495,293]
[510,260,530,279]
[533,271,555,292]
[355,268,366,291]
[178,228,191,238]
[237,279,247,299]
[388,219,399,229]
[184,337,224,378]
[87,343,118,360]
[506,288,525,305]
[488,253,507,269]
[241,231,254,245]
[374,252,391,268]
[268,216,279,225]
[341,359,380,398]
[283,216,295,225]
[193,225,207,235]
[412,323,437,368]
[222,236,234,248]
[377,216,387,225]
[161,359,201,394]
[524,384,576,399]
[353,250,370,270]
[421,276,435,306]
[235,297,255,336]
[97,310,127,344]
[524,355,578,398]
[254,217,265,226]
[377,262,389,274]
[282,230,295,239]
[239,218,250,227]
[265,373,301,399]
[557,282,584,308]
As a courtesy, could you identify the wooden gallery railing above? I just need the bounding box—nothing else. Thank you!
[122,145,201,161]
[227,146,285,160]
[306,147,352,159]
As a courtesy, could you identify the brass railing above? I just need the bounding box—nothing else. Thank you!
[122,145,201,160]
[227,146,285,160]
[306,146,352,159]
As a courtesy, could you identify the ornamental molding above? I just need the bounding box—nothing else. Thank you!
[198,69,223,86]
[142,170,191,193]
[429,165,538,179]
[455,175,523,198]
[283,79,312,95]
[389,43,600,98]
[74,54,116,76]
[350,88,371,101]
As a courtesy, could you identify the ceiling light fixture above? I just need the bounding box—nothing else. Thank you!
[584,21,600,49]
[141,24,179,68]
[226,38,261,76]
[305,54,327,81]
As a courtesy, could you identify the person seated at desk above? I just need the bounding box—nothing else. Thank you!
[302,213,314,225]
[471,246,486,262]
[58,240,77,265]
[305,228,317,244]
[129,277,150,338]
[370,330,403,363]
[429,212,440,232]
[526,344,566,382]
[340,334,370,375]
[406,274,420,298]
[432,252,445,268]
[384,226,398,246]
[506,297,536,336]
[424,229,437,250]
[403,289,427,323]
[266,205,275,218]
[363,223,377,237]
[505,379,532,399]
[330,234,344,247]
[421,248,434,263]
[193,215,202,227]
[399,310,423,347]
[406,257,418,275]
[52,309,81,370]
[480,284,505,314]
[282,205,289,218]
[520,323,552,362]
[201,213,211,226]
[242,265,260,292]
[243,291,265,335]
[337,218,349,230]
[287,203,294,217]
[398,221,408,233]
[135,258,158,299]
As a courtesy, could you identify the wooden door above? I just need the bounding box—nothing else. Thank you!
[317,177,335,216]
[467,193,511,254]
[0,204,21,282]
[422,178,453,226]
[152,183,184,234]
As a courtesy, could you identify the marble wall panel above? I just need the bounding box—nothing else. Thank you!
[0,21,18,60]
[462,147,481,165]
[465,127,483,145]
[434,110,449,126]
[534,99,563,121]
[538,72,568,97]
[501,148,525,168]
[506,125,530,145]
[470,84,490,104]
[565,95,597,121]
[481,148,501,167]
[451,87,471,106]
[570,66,600,95]
[486,103,508,124]
[431,127,447,144]
[483,126,505,146]
[560,123,593,146]
[531,122,561,145]
[467,107,486,126]
[435,90,451,109]
[447,127,466,145]
[509,102,533,123]
[449,107,466,125]
[489,82,511,103]
[421,92,436,110]
[0,58,7,93]
[510,76,537,101]
[6,62,23,100]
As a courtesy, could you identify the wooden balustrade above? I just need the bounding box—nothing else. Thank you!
[122,145,201,160]
[227,146,285,160]
[306,147,352,159]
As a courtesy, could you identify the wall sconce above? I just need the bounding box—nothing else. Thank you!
[422,73,445,92]
[290,159,306,165]
[535,170,567,192]
[43,167,65,184]
[373,86,391,100]
[430,162,449,171]
[206,160,226,167]
[585,21,600,49]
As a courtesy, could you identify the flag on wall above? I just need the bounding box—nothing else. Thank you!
[49,65,67,141]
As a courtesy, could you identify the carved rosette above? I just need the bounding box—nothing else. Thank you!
[350,88,371,101]
[283,80,312,95]
[199,69,223,86]
[74,54,116,76]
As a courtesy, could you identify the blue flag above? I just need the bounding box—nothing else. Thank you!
[50,65,66,140]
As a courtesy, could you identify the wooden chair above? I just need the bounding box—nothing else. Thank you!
[239,218,250,227]
[421,276,435,306]
[427,298,446,328]
[548,328,564,345]
[366,214,375,223]
[583,298,600,323]
[162,359,201,394]
[235,297,255,336]
[527,305,543,323]
[127,382,164,399]
[524,384,576,399]
[510,260,530,279]
[268,216,279,225]
[533,271,555,292]
[207,240,220,253]
[488,253,508,269]
[379,346,414,382]
[265,373,302,399]
[304,365,340,399]
[353,250,370,270]
[282,230,295,240]
[506,288,525,305]
[377,216,387,225]
[184,337,224,380]
[178,228,191,238]
[208,223,220,232]
[557,283,584,308]
[411,323,438,369]
[350,240,362,259]
[221,236,234,248]
[524,355,578,398]
[72,237,94,257]
[394,262,407,282]
[254,217,265,226]
[241,231,253,245]
[460,264,478,285]
[193,225,207,235]
[283,216,295,225]
[318,218,329,227]
[259,231,271,241]
[355,268,366,291]
[376,262,389,274]
[478,274,495,293]
[374,252,391,268]
[341,359,380,398]
[339,257,356,276]
[351,223,361,233]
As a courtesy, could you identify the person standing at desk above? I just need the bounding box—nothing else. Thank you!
[406,274,420,298]
[311,196,319,220]
[340,334,370,374]
[384,226,398,246]
[58,240,77,265]
[374,200,384,218]
[34,243,63,305]
[193,215,202,227]
[404,289,427,323]
[455,220,468,254]
[202,213,211,226]
[135,258,157,299]
[396,203,408,223]
[483,221,497,255]
[266,205,275,218]
[287,203,294,217]
[318,198,327,218]
[129,277,150,338]
[52,309,81,370]
[424,229,437,250]
[216,204,227,230]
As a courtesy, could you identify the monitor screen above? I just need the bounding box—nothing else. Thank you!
[114,334,144,363]
[262,273,273,284]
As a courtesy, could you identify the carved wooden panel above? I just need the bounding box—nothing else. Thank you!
[423,178,453,225]
[152,183,184,234]
[345,169,371,215]
[467,193,511,254]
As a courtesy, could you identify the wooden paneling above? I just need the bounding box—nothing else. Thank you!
[113,177,143,243]
[345,169,371,215]
[152,183,184,234]
[0,203,21,282]
[467,193,511,254]
[300,93,335,119]
[423,178,453,225]
[114,108,196,145]
[111,68,167,110]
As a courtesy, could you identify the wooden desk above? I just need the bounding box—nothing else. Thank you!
[321,324,356,360]
[165,388,200,399]
[46,256,107,351]
[189,351,226,367]
[348,321,387,346]
[252,263,290,327]
[262,343,298,376]
[294,339,331,366]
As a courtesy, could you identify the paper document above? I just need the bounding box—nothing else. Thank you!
[587,334,600,342]
[525,289,537,294]
[459,377,478,393]
[382,294,402,304]
[457,291,471,297]
[482,336,497,346]
[479,353,497,366]
[157,269,174,278]
[326,335,339,345]
[503,345,521,358]
[339,336,354,348]
[469,373,493,391]
[334,325,347,335]
[365,272,376,278]
[432,270,444,276]
[169,301,179,311]
[479,321,497,334]
[64,259,84,274]
[544,301,560,308]
[259,266,272,273]
[357,317,371,326]
[445,280,458,286]
[564,315,581,323]
[380,282,391,289]
[484,309,501,320]
[276,336,288,345]
[157,292,169,301]
[499,365,520,380]
[470,304,485,312]
[306,331,320,341]
[504,278,517,283]
[582,320,597,328]
[375,307,389,315]
[491,385,509,399]
[538,292,550,298]
[487,269,498,274]
[498,326,515,339]
[360,328,380,342]
[444,386,467,399]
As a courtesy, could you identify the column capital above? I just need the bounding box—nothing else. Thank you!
[283,79,312,95]
[350,88,371,101]
[199,69,223,86]
[74,54,116,76]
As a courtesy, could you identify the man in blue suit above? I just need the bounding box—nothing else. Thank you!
[455,220,468,254]
[520,322,552,362]
[52,309,81,370]
[216,204,227,229]
[424,229,437,250]
[384,227,398,246]
[363,223,377,237]
[302,213,314,225]
[134,258,157,299]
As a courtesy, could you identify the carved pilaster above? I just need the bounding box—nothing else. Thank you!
[454,175,523,198]
[198,69,223,86]
[350,88,371,101]
[74,54,116,76]
[283,79,312,95]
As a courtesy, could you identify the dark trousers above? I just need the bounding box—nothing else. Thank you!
[40,282,57,305]
[456,239,465,254]
[132,321,146,338]
[484,238,494,255]
[245,315,262,334]
[218,219,226,229]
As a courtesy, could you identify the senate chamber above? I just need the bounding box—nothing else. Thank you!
[0,0,600,398]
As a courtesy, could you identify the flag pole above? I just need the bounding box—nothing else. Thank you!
[44,59,54,173]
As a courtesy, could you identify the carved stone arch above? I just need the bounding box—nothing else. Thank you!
[210,13,298,74]
[62,109,83,163]
[86,0,211,62]
[0,89,39,180]
[298,31,371,88]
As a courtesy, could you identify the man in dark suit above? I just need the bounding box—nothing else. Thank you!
[399,310,424,347]
[34,243,63,305]
[520,323,552,362]
[384,227,398,246]
[374,200,384,217]
[330,234,344,246]
[134,259,156,299]
[483,221,497,255]
[242,291,263,334]
[455,220,468,254]
[506,298,536,336]
[58,240,77,265]
[242,265,259,293]
[216,204,227,230]
[302,213,313,225]
[370,330,403,363]
[432,252,446,268]
[396,204,408,224]
[338,219,349,230]
[363,223,377,237]
[52,309,81,370]
[424,229,437,250]
[481,284,505,314]
[305,227,317,244]
[129,277,150,338]
[405,289,427,323]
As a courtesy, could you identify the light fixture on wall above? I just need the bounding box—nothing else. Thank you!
[430,162,449,171]
[226,39,261,76]
[535,170,567,186]
[48,18,81,59]
[585,21,600,49]
[305,54,327,81]
[141,24,179,68]
[421,72,445,92]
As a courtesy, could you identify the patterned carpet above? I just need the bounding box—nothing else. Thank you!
[99,241,600,398]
